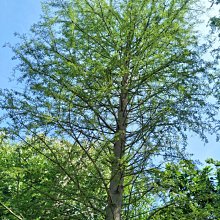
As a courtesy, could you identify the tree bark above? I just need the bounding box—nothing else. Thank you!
[106,74,128,220]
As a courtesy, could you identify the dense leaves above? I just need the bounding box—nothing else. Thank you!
[0,136,109,219]
[151,160,220,219]
[0,137,220,219]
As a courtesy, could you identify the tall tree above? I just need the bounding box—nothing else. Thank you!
[0,0,218,219]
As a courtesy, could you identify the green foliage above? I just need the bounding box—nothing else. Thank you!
[1,136,220,219]
[149,160,220,219]
[0,0,219,219]
[0,137,109,219]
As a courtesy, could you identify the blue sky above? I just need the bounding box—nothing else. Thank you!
[0,0,41,89]
[0,0,219,163]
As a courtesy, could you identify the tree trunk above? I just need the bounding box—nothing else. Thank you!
[106,74,128,220]
[106,145,124,220]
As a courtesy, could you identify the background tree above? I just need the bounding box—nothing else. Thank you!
[0,0,218,219]
[0,135,108,219]
[149,159,220,219]
[1,137,220,220]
